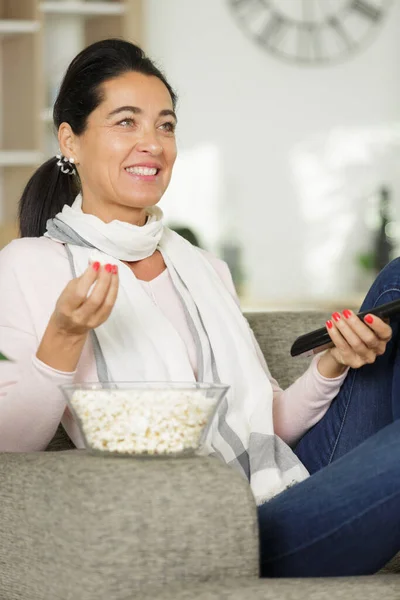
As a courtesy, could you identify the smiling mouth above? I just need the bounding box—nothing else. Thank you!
[125,166,159,176]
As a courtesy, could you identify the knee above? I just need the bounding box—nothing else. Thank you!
[375,258,400,291]
[362,258,400,309]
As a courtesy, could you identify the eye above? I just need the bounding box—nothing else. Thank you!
[159,121,176,134]
[118,117,135,128]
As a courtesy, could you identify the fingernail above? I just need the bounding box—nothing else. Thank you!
[111,265,118,274]
[92,261,100,271]
[332,312,341,322]
[105,264,113,273]
[326,320,333,329]
[343,309,352,319]
[365,314,374,324]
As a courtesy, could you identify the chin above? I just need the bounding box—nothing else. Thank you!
[122,193,161,209]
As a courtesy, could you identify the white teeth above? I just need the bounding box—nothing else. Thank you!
[125,166,158,176]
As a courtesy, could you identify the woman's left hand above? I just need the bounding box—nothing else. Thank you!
[316,310,392,378]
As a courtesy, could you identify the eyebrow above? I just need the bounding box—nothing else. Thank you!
[107,105,177,122]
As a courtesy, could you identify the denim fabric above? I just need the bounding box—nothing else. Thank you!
[258,258,400,577]
[295,257,400,472]
[259,420,400,577]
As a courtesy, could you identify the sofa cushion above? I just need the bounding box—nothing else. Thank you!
[246,311,330,389]
[0,451,259,600]
[146,575,400,599]
[379,553,400,574]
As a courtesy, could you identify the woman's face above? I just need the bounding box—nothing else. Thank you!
[62,71,177,224]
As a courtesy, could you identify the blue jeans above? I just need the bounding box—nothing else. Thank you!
[259,258,400,577]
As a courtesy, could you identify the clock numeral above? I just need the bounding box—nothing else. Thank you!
[258,13,287,50]
[328,16,352,50]
[351,0,382,21]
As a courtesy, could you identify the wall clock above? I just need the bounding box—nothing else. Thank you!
[228,0,393,65]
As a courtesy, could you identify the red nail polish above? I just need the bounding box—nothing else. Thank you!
[111,265,118,274]
[92,261,100,271]
[332,312,341,322]
[343,309,352,319]
[365,314,374,324]
[326,320,333,329]
[105,264,112,273]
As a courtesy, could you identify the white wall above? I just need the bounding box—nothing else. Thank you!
[144,0,400,306]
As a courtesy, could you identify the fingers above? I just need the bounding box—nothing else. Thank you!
[74,264,118,325]
[53,261,119,337]
[336,310,392,352]
[326,309,392,367]
[326,316,354,357]
[67,261,102,309]
[362,313,392,343]
[335,311,380,351]
[94,266,120,323]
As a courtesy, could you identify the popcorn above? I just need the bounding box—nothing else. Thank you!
[69,389,217,455]
[87,250,119,297]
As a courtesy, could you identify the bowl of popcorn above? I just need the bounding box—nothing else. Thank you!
[61,382,229,457]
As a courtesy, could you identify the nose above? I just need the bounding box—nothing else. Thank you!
[135,127,163,156]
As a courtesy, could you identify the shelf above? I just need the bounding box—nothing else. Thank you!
[0,151,43,167]
[0,224,19,250]
[0,0,142,224]
[0,20,40,37]
[40,1,126,16]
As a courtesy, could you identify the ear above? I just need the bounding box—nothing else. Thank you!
[58,123,79,163]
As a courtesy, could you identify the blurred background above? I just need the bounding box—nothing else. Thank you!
[0,0,399,312]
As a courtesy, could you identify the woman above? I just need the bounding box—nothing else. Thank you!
[0,39,399,577]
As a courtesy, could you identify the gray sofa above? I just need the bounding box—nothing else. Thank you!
[0,311,399,600]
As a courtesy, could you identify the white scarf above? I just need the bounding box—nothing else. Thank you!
[45,195,309,504]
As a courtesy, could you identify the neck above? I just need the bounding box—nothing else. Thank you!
[81,194,148,226]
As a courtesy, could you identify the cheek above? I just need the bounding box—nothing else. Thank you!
[86,131,132,161]
[80,137,123,185]
[165,141,177,168]
[102,132,133,155]
[78,134,105,165]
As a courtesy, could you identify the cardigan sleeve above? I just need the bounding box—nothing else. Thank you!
[0,241,74,451]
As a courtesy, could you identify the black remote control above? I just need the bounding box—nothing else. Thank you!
[290,298,400,357]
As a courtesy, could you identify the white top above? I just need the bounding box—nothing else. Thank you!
[0,237,347,451]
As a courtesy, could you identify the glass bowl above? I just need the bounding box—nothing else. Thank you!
[60,382,229,458]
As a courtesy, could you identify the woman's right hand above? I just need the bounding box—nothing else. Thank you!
[51,261,119,337]
[36,261,119,373]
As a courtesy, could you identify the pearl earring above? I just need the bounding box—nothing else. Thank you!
[56,152,76,175]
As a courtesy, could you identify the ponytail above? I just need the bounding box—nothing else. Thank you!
[18,157,78,238]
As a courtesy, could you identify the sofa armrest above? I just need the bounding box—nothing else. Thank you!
[0,451,259,600]
[156,576,400,600]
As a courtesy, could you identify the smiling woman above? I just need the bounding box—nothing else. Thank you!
[1,38,400,579]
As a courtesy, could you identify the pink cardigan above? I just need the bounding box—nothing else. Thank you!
[0,237,347,451]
